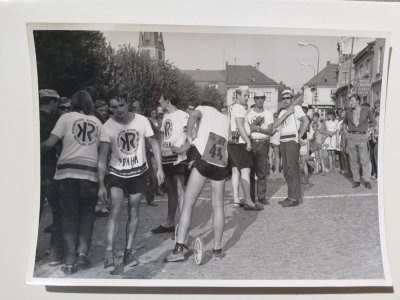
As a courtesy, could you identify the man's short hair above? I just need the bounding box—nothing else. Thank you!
[161,88,180,106]
[327,110,335,116]
[313,112,320,118]
[350,93,361,103]
[235,86,249,97]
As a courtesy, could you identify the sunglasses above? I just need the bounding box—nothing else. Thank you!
[59,105,71,111]
[282,97,292,100]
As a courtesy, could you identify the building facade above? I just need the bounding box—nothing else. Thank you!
[138,32,165,62]
[302,61,338,118]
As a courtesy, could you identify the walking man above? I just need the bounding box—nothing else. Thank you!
[98,96,164,271]
[246,91,274,205]
[342,94,376,189]
[274,90,309,207]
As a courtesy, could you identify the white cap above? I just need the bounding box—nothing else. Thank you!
[254,91,266,98]
[282,89,294,97]
[236,86,249,92]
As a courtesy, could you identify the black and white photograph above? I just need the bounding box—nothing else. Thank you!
[28,24,390,286]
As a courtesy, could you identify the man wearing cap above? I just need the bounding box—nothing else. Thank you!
[342,94,376,189]
[246,91,274,205]
[39,89,60,216]
[228,86,262,210]
[274,89,309,207]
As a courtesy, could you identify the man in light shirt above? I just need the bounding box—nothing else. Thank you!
[246,91,274,205]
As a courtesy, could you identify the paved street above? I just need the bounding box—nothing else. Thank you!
[34,171,383,281]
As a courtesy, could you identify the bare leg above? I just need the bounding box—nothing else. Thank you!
[125,193,141,250]
[163,175,179,227]
[176,168,207,245]
[210,179,225,250]
[105,187,124,251]
[240,168,254,206]
[231,167,241,204]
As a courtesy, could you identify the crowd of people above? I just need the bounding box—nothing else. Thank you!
[38,85,379,275]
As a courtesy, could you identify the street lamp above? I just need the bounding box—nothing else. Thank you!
[298,42,320,108]
[300,62,316,108]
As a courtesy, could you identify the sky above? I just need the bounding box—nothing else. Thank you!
[102,31,373,92]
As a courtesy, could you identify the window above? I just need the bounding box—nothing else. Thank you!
[250,92,254,99]
[209,83,219,89]
[264,92,272,102]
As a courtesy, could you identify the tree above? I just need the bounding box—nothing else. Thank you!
[98,45,200,115]
[34,30,110,97]
[197,85,225,110]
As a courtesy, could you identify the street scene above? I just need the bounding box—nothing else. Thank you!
[32,29,387,283]
[35,171,382,280]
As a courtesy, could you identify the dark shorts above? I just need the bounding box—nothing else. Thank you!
[162,161,189,177]
[108,173,146,195]
[227,143,253,170]
[192,147,228,181]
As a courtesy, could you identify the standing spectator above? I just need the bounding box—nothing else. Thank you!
[246,91,273,205]
[309,122,324,174]
[38,89,60,264]
[324,110,339,172]
[152,91,189,234]
[269,113,281,174]
[274,90,309,207]
[343,94,376,189]
[41,90,102,275]
[228,86,262,210]
[58,97,72,116]
[94,100,109,124]
[98,96,164,271]
[372,103,380,178]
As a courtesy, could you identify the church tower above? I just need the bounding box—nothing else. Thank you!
[138,32,165,62]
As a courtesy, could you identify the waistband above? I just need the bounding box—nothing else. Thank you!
[348,131,366,134]
[251,138,270,142]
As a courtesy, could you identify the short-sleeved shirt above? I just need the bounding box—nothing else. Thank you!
[229,103,251,144]
[278,105,305,143]
[246,108,274,140]
[100,114,154,178]
[51,112,102,182]
[40,110,58,176]
[192,106,230,167]
[343,107,376,132]
[160,109,189,164]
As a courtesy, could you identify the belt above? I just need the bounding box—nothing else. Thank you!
[348,131,366,134]
[252,138,269,142]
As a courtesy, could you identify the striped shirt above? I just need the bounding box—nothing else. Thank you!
[51,112,102,182]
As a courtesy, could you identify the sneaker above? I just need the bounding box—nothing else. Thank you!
[61,264,77,275]
[211,249,226,260]
[166,244,185,262]
[77,254,91,269]
[151,225,175,234]
[49,260,62,266]
[278,198,290,205]
[104,250,115,269]
[123,249,138,267]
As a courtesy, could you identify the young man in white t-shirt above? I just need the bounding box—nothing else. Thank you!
[274,90,309,207]
[246,91,274,205]
[228,86,263,210]
[151,91,189,234]
[167,101,230,262]
[98,97,164,272]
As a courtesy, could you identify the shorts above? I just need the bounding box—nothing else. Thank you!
[192,147,228,181]
[311,143,322,152]
[227,143,253,170]
[108,173,146,195]
[162,162,188,177]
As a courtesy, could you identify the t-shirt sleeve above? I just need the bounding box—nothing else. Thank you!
[144,117,155,138]
[51,115,66,139]
[265,111,274,126]
[232,104,246,119]
[294,105,305,120]
[99,123,111,143]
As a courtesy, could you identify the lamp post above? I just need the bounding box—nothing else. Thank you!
[300,62,316,108]
[298,42,320,109]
